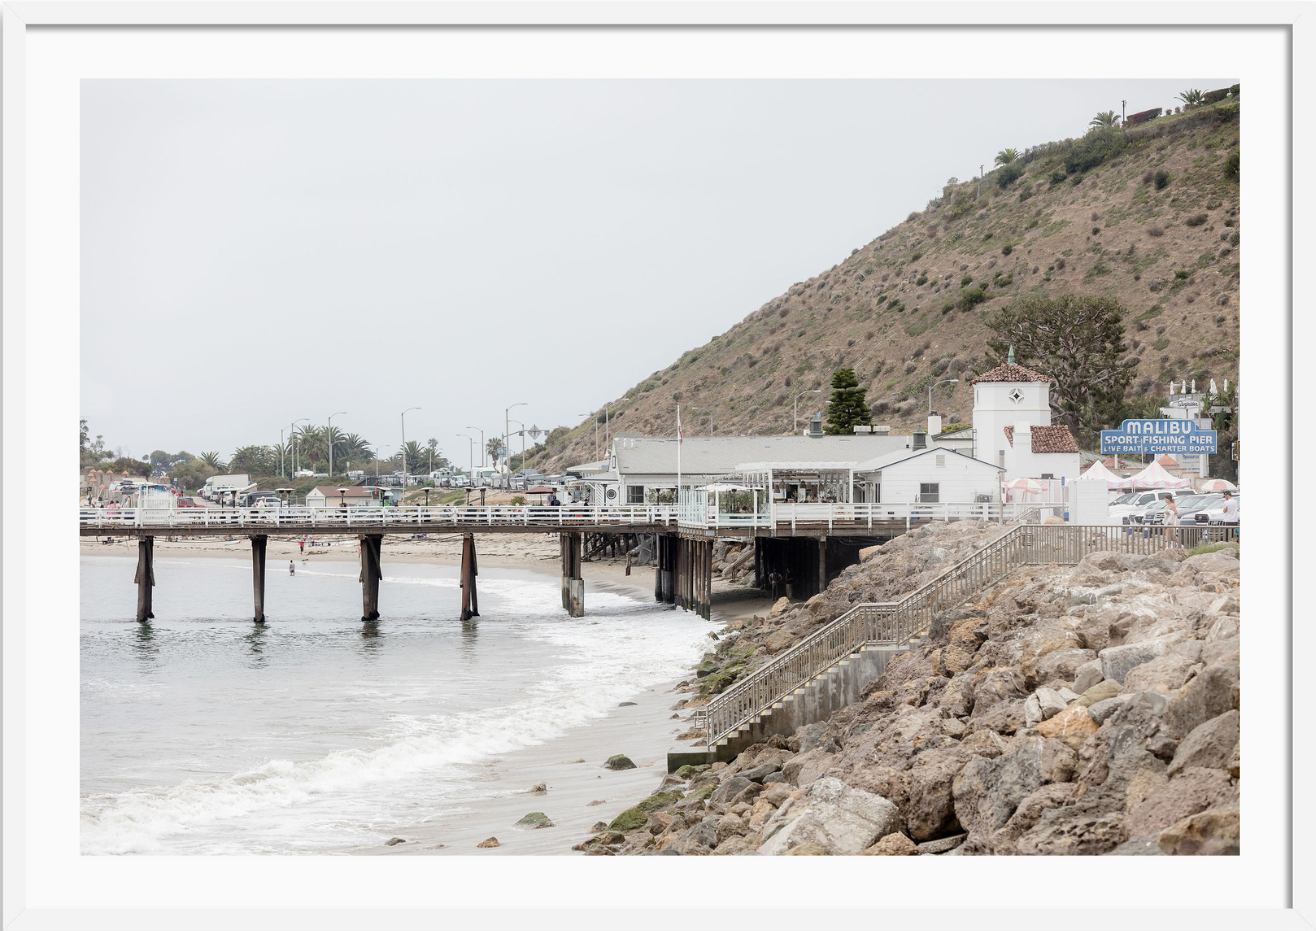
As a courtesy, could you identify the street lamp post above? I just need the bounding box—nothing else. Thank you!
[291,418,309,477]
[509,419,526,482]
[400,407,421,480]
[928,379,960,415]
[793,389,822,434]
[604,397,633,453]
[466,426,485,469]
[327,412,346,478]
[505,402,527,488]
[577,413,600,461]
[457,434,475,479]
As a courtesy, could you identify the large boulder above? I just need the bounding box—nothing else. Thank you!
[1037,648,1098,686]
[904,747,973,841]
[1035,705,1099,748]
[863,833,920,856]
[782,748,835,788]
[1099,641,1169,684]
[1167,711,1240,777]
[1161,665,1239,740]
[1122,654,1200,695]
[1013,811,1128,856]
[1157,805,1240,855]
[952,742,1046,836]
[758,777,901,856]
[1072,659,1105,695]
[1123,767,1235,837]
[1023,688,1069,727]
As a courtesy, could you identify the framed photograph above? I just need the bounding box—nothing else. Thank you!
[3,3,1309,929]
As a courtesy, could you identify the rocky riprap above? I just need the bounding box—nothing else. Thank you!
[585,529,1240,856]
[684,521,1009,701]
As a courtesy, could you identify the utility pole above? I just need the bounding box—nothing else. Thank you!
[977,164,983,199]
[1121,99,1126,126]
[792,389,822,434]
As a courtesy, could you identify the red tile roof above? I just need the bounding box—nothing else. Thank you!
[969,362,1050,384]
[1003,424,1080,453]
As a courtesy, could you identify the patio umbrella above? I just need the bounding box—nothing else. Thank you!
[1004,477,1045,495]
[1198,478,1237,492]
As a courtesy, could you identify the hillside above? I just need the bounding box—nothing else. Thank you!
[536,95,1240,473]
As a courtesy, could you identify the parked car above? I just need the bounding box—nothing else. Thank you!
[176,496,202,508]
[1187,493,1240,525]
[239,491,280,507]
[1110,489,1187,523]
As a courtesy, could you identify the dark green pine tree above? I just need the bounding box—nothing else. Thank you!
[824,368,872,435]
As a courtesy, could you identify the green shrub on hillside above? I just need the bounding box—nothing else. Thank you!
[996,162,1025,188]
[1049,169,1067,185]
[1064,128,1127,175]
[1224,150,1239,181]
[1153,170,1171,190]
[1185,213,1208,227]
[958,286,987,311]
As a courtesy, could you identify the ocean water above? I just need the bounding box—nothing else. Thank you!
[80,555,713,854]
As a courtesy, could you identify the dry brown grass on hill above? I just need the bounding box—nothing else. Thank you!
[540,100,1241,473]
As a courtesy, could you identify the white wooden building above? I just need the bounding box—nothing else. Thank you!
[851,446,1003,504]
[970,351,1082,482]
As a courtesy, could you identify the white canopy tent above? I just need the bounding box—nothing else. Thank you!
[1115,460,1192,490]
[1077,459,1123,489]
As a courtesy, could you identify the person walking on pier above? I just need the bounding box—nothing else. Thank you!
[1163,495,1179,543]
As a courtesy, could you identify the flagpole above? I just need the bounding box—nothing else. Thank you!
[676,405,682,515]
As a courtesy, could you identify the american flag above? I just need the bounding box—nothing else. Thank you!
[677,407,683,444]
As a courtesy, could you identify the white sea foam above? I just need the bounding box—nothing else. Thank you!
[81,567,710,854]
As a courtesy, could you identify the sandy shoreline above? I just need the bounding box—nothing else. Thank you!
[82,536,774,855]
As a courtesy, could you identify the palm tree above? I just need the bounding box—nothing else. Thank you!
[1177,89,1203,108]
[994,148,1019,166]
[402,440,425,475]
[199,450,226,471]
[1089,110,1121,130]
[486,436,503,468]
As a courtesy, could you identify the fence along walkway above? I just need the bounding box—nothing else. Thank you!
[702,523,1240,749]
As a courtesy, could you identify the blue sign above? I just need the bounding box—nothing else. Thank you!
[1100,419,1217,455]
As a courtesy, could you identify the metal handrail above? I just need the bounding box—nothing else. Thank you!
[702,523,1240,747]
[77,504,679,531]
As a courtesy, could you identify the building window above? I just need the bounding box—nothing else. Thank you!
[919,483,940,503]
[1008,388,1025,404]
[1040,473,1054,480]
[626,485,645,505]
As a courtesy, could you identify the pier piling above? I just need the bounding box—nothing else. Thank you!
[359,534,383,621]
[460,533,480,621]
[133,535,155,622]
[250,534,268,623]
[560,531,584,617]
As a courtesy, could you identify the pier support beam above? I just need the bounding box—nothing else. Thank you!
[250,534,268,623]
[561,531,584,617]
[674,537,712,619]
[359,534,383,621]
[655,534,677,605]
[134,535,155,622]
[460,533,480,621]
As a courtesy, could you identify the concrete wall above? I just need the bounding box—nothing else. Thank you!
[703,644,908,765]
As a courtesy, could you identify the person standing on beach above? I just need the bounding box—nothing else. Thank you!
[299,538,305,554]
[289,560,295,576]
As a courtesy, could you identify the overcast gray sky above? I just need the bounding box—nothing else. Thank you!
[82,78,1220,465]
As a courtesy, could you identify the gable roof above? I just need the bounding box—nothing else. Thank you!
[614,435,911,476]
[970,362,1050,384]
[1003,424,1080,453]
[853,445,1004,473]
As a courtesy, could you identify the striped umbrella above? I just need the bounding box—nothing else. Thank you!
[1198,478,1238,492]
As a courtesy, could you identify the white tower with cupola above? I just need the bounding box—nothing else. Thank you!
[970,346,1054,470]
